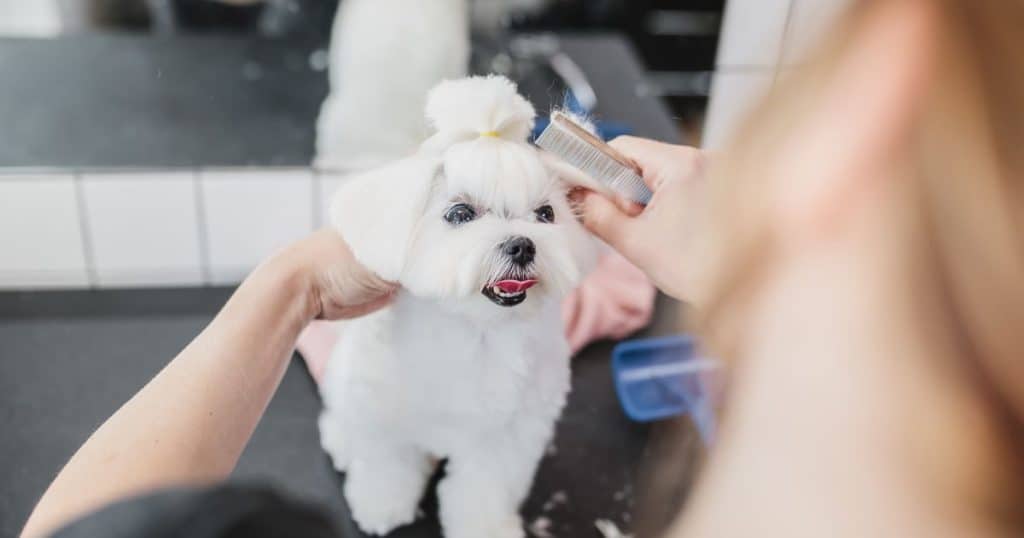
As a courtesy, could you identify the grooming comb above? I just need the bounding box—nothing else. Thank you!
[535,111,653,205]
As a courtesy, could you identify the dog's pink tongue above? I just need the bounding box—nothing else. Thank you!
[495,279,538,293]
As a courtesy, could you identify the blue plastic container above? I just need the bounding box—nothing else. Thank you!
[612,335,720,444]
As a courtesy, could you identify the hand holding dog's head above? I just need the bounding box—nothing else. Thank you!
[331,76,596,315]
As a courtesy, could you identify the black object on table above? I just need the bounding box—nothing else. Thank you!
[0,33,698,538]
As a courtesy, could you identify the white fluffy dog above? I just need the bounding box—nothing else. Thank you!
[315,0,550,171]
[318,75,595,537]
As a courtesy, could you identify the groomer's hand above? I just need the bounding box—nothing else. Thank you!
[291,229,398,320]
[574,136,706,302]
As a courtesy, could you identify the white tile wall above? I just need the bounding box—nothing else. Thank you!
[0,176,89,288]
[702,70,775,149]
[782,0,853,64]
[716,0,793,68]
[200,169,314,284]
[81,171,204,287]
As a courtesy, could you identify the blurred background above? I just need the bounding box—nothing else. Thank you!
[3,0,722,134]
[0,2,847,537]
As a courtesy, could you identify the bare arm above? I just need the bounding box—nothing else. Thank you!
[21,230,395,538]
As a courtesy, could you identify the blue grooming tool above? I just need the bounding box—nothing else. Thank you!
[612,335,720,445]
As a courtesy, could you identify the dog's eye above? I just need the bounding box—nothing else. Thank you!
[444,203,477,226]
[535,204,555,224]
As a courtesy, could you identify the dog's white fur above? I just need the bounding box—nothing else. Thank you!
[319,76,595,537]
[314,0,550,171]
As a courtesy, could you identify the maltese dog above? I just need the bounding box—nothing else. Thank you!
[318,75,596,537]
[315,0,551,171]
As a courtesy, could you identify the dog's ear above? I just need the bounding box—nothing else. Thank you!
[329,156,439,281]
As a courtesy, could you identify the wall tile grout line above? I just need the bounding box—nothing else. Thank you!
[311,168,322,230]
[72,171,100,288]
[192,168,213,286]
[775,0,799,81]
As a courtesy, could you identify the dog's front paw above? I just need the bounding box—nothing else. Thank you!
[344,459,429,536]
[348,494,419,536]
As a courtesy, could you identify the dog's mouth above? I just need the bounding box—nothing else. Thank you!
[482,278,539,307]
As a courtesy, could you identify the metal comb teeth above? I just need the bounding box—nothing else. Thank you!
[535,111,653,205]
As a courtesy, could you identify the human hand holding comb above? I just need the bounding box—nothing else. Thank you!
[570,136,707,303]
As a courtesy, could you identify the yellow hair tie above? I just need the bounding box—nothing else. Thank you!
[479,130,500,138]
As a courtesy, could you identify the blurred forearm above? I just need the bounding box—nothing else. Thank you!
[20,249,317,538]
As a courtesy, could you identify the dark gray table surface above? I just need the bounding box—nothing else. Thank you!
[0,290,698,538]
[0,31,696,538]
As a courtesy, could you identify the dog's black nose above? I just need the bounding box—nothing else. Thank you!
[503,236,536,266]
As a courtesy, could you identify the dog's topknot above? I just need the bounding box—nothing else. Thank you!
[425,75,536,143]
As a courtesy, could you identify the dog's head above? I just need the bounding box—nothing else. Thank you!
[330,76,596,317]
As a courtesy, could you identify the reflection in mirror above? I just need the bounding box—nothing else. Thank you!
[0,0,336,37]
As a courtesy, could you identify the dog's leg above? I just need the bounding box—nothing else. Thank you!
[438,426,551,538]
[317,409,349,472]
[343,445,435,536]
